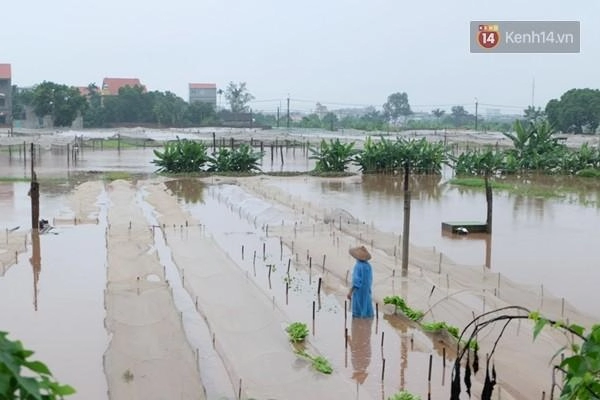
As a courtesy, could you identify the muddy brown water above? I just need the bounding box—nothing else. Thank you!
[267,174,600,319]
[1,147,600,399]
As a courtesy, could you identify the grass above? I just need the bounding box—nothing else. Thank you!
[0,176,30,182]
[576,168,600,178]
[448,177,512,190]
[449,177,568,199]
[85,138,160,150]
[102,171,134,181]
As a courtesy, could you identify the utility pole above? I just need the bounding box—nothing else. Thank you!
[401,162,411,277]
[286,96,290,128]
[29,143,39,230]
[276,106,280,128]
[474,98,479,131]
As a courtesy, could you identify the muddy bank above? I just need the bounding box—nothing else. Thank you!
[104,180,205,399]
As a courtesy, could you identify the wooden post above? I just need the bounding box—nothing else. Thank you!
[30,143,39,230]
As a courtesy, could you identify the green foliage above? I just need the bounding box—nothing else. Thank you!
[309,139,356,173]
[0,331,76,399]
[295,350,333,374]
[355,137,447,174]
[448,178,511,190]
[207,144,262,173]
[383,92,412,123]
[452,149,506,176]
[383,296,424,322]
[528,312,600,399]
[422,321,460,338]
[31,81,88,127]
[185,101,217,125]
[286,322,309,343]
[152,138,209,173]
[225,82,254,113]
[388,390,421,400]
[576,168,600,178]
[545,88,600,134]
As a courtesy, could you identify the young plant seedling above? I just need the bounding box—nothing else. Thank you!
[286,322,309,343]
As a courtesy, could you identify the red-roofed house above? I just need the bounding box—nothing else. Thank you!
[0,64,12,126]
[101,77,145,96]
[189,83,216,106]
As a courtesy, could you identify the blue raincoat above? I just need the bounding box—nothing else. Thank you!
[351,260,374,318]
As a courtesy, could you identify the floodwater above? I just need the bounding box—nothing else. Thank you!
[1,144,600,399]
[267,174,600,318]
[179,182,458,399]
[0,184,109,400]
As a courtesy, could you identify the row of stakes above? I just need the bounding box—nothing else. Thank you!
[149,211,566,398]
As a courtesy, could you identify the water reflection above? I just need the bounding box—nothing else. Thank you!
[164,179,205,204]
[361,174,443,200]
[30,230,41,311]
[441,231,492,269]
[350,318,373,385]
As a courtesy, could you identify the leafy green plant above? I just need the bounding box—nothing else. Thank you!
[309,139,357,173]
[422,321,460,338]
[207,144,262,173]
[152,137,209,173]
[0,331,76,399]
[422,321,478,350]
[383,296,424,322]
[388,390,421,400]
[286,322,309,343]
[529,312,600,400]
[354,136,448,175]
[295,350,333,374]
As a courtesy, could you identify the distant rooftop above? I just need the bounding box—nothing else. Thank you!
[189,83,216,89]
[0,64,11,80]
[102,77,144,95]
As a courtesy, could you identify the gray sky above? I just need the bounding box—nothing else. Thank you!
[3,0,598,114]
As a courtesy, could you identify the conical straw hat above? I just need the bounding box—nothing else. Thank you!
[349,246,371,261]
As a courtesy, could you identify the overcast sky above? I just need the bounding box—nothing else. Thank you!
[3,0,598,114]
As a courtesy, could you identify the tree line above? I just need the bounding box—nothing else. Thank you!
[11,81,600,134]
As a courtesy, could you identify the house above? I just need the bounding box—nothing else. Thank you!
[189,83,217,106]
[101,77,145,96]
[0,64,12,127]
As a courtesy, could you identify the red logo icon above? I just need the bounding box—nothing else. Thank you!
[477,24,500,49]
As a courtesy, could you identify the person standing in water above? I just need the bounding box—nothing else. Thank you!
[346,245,374,318]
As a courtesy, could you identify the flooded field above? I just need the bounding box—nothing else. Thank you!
[1,141,599,399]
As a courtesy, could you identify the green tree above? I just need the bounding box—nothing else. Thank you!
[82,83,105,128]
[523,105,545,123]
[431,108,445,120]
[322,112,338,131]
[299,113,322,129]
[31,82,88,127]
[0,331,76,399]
[224,81,254,113]
[152,91,187,126]
[383,92,412,124]
[11,85,33,120]
[185,101,216,125]
[545,88,600,134]
[449,105,474,127]
[452,149,504,233]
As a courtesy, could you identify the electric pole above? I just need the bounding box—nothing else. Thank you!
[286,96,290,128]
[475,98,479,131]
